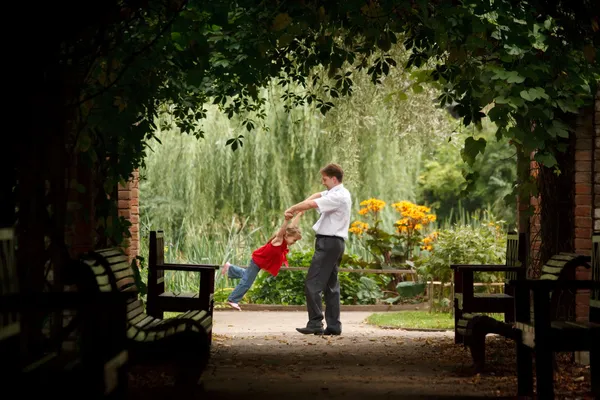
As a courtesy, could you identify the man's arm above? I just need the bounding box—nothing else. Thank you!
[304,192,322,201]
[285,195,320,217]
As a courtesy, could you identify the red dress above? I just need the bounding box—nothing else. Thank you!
[251,240,289,276]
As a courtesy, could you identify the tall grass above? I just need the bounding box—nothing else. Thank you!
[139,49,463,292]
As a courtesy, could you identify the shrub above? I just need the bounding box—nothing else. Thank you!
[246,249,383,305]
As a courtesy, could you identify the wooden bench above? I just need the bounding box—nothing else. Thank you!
[0,227,129,398]
[78,246,213,386]
[457,252,590,372]
[511,236,600,398]
[451,232,526,344]
[146,230,219,342]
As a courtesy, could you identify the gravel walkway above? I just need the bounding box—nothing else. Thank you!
[129,311,594,399]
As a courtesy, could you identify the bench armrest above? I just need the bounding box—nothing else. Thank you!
[450,264,520,272]
[157,263,220,272]
[509,279,600,292]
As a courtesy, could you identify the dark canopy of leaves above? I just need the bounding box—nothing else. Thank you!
[12,0,600,245]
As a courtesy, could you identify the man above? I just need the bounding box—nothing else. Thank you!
[284,163,351,335]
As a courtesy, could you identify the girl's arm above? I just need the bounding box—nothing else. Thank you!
[289,210,303,227]
[271,216,291,245]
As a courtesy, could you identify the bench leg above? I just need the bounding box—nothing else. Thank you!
[516,342,533,396]
[148,308,164,319]
[454,300,464,344]
[469,332,486,372]
[504,306,514,323]
[591,344,599,397]
[535,347,554,399]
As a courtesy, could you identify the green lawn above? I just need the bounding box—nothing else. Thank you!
[366,311,505,330]
[365,311,455,330]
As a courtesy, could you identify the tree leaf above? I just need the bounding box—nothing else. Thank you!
[534,152,557,168]
[461,137,487,166]
[272,13,292,31]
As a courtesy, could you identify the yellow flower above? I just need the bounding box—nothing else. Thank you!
[349,221,369,235]
[420,231,439,252]
[392,200,436,235]
[358,198,386,215]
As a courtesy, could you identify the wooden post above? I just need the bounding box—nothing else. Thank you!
[147,231,158,318]
[532,288,554,399]
[199,269,215,345]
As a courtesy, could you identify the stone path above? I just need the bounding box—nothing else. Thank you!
[129,311,593,399]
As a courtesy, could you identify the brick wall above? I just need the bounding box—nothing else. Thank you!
[117,170,140,263]
[573,91,597,322]
[527,89,598,323]
[529,157,542,279]
[595,88,600,233]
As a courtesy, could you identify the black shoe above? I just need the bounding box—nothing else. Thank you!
[296,326,324,335]
[322,328,341,336]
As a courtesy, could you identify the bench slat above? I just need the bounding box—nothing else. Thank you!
[134,316,156,329]
[113,268,134,280]
[116,277,136,291]
[109,262,131,274]
[95,248,124,258]
[104,254,129,264]
[542,264,567,273]
[80,244,213,387]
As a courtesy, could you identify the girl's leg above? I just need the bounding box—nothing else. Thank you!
[227,260,261,304]
[226,263,246,280]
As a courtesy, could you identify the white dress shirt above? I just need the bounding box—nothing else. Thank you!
[313,184,352,240]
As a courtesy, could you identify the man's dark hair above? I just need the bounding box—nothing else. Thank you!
[320,163,344,182]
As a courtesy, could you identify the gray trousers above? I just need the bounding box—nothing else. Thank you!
[305,235,345,331]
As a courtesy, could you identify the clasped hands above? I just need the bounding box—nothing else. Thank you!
[284,208,302,220]
[284,208,294,220]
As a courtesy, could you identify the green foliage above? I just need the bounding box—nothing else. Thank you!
[417,120,517,225]
[246,249,383,305]
[130,255,147,297]
[247,270,307,305]
[213,287,234,303]
[415,218,508,285]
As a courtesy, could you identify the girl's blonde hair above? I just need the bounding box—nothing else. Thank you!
[285,226,302,238]
[268,226,302,243]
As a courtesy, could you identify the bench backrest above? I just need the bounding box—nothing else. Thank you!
[544,253,590,321]
[149,231,166,266]
[503,232,527,297]
[505,232,522,280]
[515,252,590,325]
[79,248,151,334]
[80,248,139,294]
[148,231,165,299]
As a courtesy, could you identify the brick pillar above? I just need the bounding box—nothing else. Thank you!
[594,88,600,232]
[574,97,596,323]
[574,88,600,366]
[117,170,139,263]
[529,156,542,279]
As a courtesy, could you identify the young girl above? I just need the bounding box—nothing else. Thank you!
[222,212,303,310]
